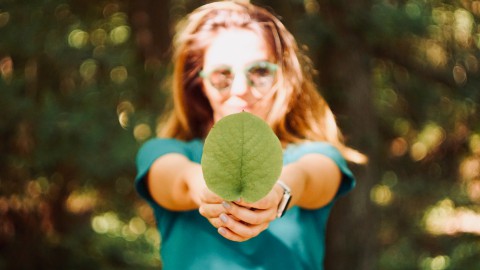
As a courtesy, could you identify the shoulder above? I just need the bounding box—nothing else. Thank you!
[284,142,344,164]
[136,138,203,176]
[137,138,203,163]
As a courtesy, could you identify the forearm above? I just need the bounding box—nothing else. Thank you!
[277,162,307,210]
[280,154,342,209]
[147,154,203,211]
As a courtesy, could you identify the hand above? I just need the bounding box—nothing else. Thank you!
[199,184,283,242]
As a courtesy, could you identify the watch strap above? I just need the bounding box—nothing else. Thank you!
[276,180,292,218]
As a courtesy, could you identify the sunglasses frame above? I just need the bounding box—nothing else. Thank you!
[199,61,278,93]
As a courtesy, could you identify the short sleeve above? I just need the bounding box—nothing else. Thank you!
[134,138,202,203]
[283,142,355,199]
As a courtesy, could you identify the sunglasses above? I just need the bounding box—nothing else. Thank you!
[200,61,278,96]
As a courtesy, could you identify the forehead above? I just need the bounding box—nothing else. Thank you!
[203,28,270,69]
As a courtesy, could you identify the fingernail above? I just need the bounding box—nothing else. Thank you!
[220,213,228,223]
[218,227,227,235]
[222,201,231,210]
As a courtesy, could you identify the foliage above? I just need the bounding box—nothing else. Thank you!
[0,0,161,268]
[0,0,479,269]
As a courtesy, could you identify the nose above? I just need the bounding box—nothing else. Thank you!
[229,73,249,96]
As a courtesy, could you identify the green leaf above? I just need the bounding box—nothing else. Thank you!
[201,112,283,203]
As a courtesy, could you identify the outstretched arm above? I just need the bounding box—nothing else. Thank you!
[147,153,215,211]
[287,153,342,209]
[199,153,342,242]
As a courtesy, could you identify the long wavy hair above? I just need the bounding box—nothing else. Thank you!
[158,0,366,163]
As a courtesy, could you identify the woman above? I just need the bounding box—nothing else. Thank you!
[135,1,365,269]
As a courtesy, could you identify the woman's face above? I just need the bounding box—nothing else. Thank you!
[201,28,276,122]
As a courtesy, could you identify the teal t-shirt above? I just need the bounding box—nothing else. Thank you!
[135,138,355,270]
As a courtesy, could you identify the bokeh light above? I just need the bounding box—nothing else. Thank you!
[0,56,13,82]
[65,189,98,214]
[423,199,480,235]
[110,65,128,84]
[134,123,152,141]
[0,11,10,27]
[453,9,474,47]
[116,100,135,128]
[110,25,130,45]
[410,123,446,161]
[68,29,89,49]
[420,255,450,270]
[371,184,393,206]
[79,59,98,82]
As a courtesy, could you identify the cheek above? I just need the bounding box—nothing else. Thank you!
[255,96,276,117]
[202,84,224,107]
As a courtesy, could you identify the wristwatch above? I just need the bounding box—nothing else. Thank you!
[276,180,292,218]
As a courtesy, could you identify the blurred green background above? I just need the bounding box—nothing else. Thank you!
[1,0,479,269]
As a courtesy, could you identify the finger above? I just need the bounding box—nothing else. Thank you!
[207,213,241,228]
[218,227,246,242]
[218,214,268,241]
[223,201,276,225]
[198,203,225,219]
[234,191,279,210]
[233,198,262,209]
[207,217,223,228]
[200,188,224,203]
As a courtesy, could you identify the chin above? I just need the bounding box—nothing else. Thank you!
[216,107,268,121]
[225,107,247,115]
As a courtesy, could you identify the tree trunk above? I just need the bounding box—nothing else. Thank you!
[318,1,381,269]
[128,0,172,62]
[324,47,380,270]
